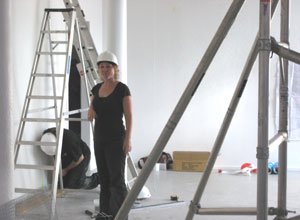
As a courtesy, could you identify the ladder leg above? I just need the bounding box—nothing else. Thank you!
[46,14,59,123]
[50,10,77,218]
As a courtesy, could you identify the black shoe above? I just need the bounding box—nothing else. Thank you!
[92,172,100,184]
[83,173,100,189]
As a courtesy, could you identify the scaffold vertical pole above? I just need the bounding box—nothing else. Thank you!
[277,0,289,219]
[257,0,271,219]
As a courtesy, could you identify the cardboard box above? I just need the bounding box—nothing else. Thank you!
[173,151,210,172]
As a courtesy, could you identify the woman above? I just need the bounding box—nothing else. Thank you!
[88,51,132,219]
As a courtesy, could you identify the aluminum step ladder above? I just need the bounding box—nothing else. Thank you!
[14,8,79,218]
[63,0,100,91]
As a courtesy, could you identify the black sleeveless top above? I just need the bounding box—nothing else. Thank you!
[91,82,131,142]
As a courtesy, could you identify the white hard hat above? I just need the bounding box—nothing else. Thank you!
[138,186,151,200]
[97,51,118,66]
[127,178,151,200]
[40,132,57,156]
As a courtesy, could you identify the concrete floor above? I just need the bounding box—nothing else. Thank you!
[14,169,300,220]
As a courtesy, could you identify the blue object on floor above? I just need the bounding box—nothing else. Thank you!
[272,162,279,174]
[268,162,274,174]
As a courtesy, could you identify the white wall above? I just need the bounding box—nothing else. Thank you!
[127,0,300,169]
[11,0,300,194]
[0,0,14,208]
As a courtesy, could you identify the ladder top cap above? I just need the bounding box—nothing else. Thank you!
[44,8,75,12]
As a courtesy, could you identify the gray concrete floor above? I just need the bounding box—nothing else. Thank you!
[16,170,300,220]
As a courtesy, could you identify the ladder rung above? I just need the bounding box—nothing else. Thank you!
[45,8,74,13]
[52,40,68,44]
[28,95,63,100]
[38,52,68,55]
[18,141,56,146]
[42,30,68,34]
[15,188,49,194]
[22,118,60,123]
[33,73,65,77]
[15,164,54,170]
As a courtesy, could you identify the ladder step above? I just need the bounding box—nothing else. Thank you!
[38,52,68,55]
[28,95,63,100]
[52,40,68,44]
[15,188,49,194]
[22,118,60,123]
[18,141,56,146]
[42,30,68,34]
[16,164,54,170]
[33,73,65,77]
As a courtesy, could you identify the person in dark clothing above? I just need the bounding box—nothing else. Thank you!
[41,127,99,189]
[88,51,133,219]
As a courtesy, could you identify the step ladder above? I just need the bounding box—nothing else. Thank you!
[13,8,82,218]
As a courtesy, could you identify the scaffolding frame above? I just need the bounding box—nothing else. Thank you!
[115,0,300,220]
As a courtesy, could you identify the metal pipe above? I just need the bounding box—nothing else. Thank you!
[185,1,278,220]
[196,207,257,215]
[63,107,89,116]
[271,37,300,65]
[268,132,287,150]
[257,0,271,219]
[75,19,91,108]
[115,1,246,219]
[277,0,289,218]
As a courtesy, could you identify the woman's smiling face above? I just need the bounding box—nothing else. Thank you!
[98,62,117,81]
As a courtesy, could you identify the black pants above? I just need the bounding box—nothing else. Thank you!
[94,138,128,219]
[63,147,99,189]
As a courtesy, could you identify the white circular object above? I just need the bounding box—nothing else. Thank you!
[40,132,57,156]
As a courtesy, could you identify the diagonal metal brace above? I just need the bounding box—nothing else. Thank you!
[271,37,300,65]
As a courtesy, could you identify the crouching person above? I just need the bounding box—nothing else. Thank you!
[41,127,99,189]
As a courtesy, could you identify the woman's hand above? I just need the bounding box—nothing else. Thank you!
[62,169,68,177]
[88,95,96,121]
[123,138,132,154]
[88,107,96,121]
